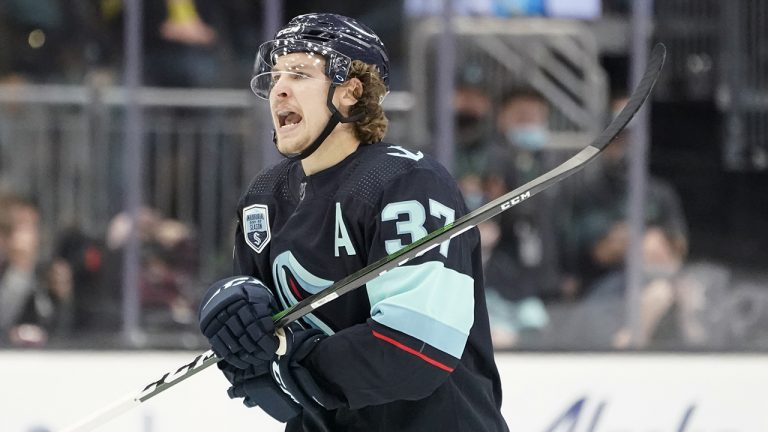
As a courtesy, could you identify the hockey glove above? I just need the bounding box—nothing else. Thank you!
[270,323,345,413]
[198,275,280,370]
[219,360,301,422]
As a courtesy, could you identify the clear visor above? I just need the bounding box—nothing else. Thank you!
[250,40,352,100]
[250,61,331,100]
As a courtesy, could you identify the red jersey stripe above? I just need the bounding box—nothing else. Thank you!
[371,330,454,373]
[288,275,303,300]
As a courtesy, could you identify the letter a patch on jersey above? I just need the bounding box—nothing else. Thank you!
[243,204,271,253]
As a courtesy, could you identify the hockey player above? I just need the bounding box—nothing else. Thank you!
[198,13,509,431]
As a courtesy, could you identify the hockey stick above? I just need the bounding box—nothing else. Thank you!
[60,43,665,432]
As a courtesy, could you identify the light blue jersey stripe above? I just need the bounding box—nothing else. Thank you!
[367,261,474,358]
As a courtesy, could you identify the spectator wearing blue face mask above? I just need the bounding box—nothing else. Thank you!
[485,86,553,205]
[498,87,550,153]
[468,87,560,349]
[505,121,549,152]
[483,87,559,308]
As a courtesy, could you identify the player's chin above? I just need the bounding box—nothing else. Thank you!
[276,137,308,155]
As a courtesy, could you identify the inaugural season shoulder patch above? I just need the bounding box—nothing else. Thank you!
[243,204,271,253]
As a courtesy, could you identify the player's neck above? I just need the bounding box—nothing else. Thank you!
[301,130,360,176]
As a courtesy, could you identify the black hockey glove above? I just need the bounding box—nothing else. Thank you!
[270,323,345,413]
[198,275,280,370]
[220,360,301,422]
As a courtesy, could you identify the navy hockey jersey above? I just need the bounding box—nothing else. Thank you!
[234,143,508,432]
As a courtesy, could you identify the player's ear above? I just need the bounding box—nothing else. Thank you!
[337,78,362,109]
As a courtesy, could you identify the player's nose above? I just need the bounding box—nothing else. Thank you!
[271,78,291,99]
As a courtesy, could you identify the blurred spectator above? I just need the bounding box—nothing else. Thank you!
[49,229,109,336]
[479,218,549,349]
[560,95,688,300]
[487,86,553,195]
[143,0,222,87]
[105,207,198,330]
[452,65,495,210]
[486,86,564,302]
[159,0,216,47]
[0,193,73,347]
[0,193,43,345]
[457,85,561,348]
[558,95,691,349]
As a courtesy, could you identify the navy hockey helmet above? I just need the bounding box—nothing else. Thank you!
[251,13,390,99]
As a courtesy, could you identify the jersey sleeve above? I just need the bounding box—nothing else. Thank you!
[233,216,255,276]
[300,164,480,409]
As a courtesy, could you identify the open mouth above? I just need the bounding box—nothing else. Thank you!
[277,110,303,130]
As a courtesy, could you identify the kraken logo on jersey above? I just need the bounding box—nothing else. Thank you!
[272,251,335,335]
[243,204,271,253]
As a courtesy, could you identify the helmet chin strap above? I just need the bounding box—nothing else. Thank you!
[274,84,363,161]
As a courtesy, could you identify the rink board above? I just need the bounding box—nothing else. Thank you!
[2,351,767,431]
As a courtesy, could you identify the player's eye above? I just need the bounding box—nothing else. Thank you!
[271,72,310,84]
[290,72,310,80]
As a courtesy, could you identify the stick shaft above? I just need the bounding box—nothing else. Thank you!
[59,395,140,432]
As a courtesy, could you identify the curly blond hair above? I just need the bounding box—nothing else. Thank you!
[346,60,389,144]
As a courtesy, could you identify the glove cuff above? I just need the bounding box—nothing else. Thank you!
[271,326,345,411]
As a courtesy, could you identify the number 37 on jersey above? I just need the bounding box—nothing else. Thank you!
[333,199,455,258]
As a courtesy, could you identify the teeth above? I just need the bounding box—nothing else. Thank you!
[276,110,296,129]
[278,111,302,128]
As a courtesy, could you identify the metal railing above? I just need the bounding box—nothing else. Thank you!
[0,84,414,280]
[408,16,608,152]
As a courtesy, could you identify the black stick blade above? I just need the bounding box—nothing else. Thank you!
[595,43,666,151]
